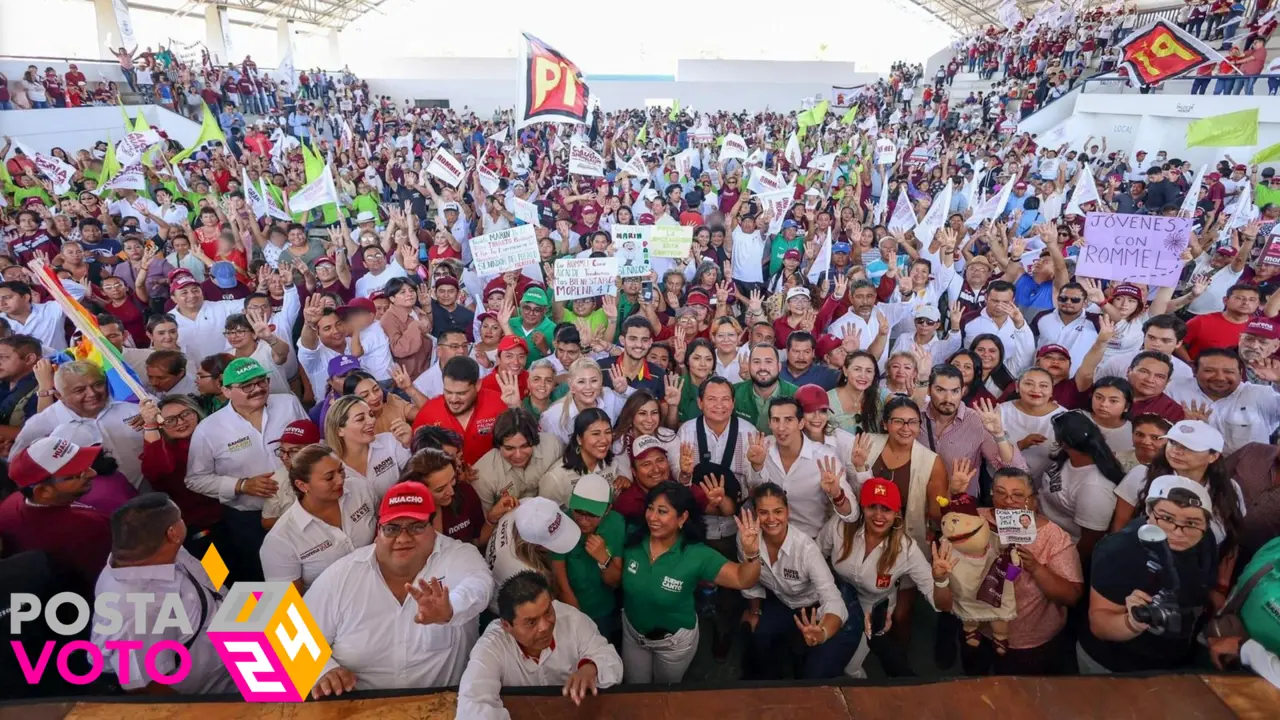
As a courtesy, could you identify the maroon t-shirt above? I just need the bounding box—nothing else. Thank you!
[613,480,708,522]
[440,481,485,543]
[1052,379,1089,410]
[0,495,111,594]
[1131,393,1187,423]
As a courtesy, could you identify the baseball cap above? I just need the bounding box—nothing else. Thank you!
[858,477,902,513]
[1234,163,1248,172]
[914,305,941,322]
[315,255,336,268]
[794,384,830,414]
[9,437,101,488]
[1111,283,1144,301]
[783,248,802,262]
[272,419,321,445]
[631,434,667,462]
[327,354,361,378]
[832,241,852,254]
[1207,172,1222,181]
[210,261,238,289]
[580,201,602,216]
[1146,474,1214,515]
[1036,343,1070,359]
[815,333,842,358]
[379,481,437,523]
[498,335,529,354]
[782,219,800,231]
[222,357,269,386]
[1161,420,1224,453]
[514,497,581,554]
[1215,246,1238,257]
[442,202,461,213]
[785,287,811,302]
[169,271,199,292]
[434,275,459,290]
[1014,181,1028,190]
[522,287,551,307]
[1244,317,1280,341]
[337,298,376,318]
[638,213,656,225]
[685,291,711,307]
[569,473,612,517]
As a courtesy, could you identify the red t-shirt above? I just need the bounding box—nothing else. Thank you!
[1183,312,1249,361]
[412,388,506,466]
[0,495,111,594]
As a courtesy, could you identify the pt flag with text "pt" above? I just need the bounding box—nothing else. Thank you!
[1116,20,1220,87]
[517,33,591,128]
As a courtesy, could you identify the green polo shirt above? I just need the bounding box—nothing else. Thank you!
[767,232,805,276]
[732,379,798,434]
[621,536,727,635]
[508,317,556,365]
[1256,182,1280,210]
[550,511,625,621]
[677,372,702,425]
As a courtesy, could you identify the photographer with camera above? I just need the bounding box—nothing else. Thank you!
[1078,476,1218,674]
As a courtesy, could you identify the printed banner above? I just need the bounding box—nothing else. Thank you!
[747,167,785,195]
[1064,164,1100,216]
[471,224,539,275]
[1116,20,1218,87]
[477,164,501,194]
[674,148,698,180]
[649,224,693,259]
[615,153,647,179]
[612,225,651,277]
[887,186,917,232]
[554,257,618,300]
[17,142,77,195]
[112,0,137,51]
[243,169,266,219]
[874,137,897,166]
[116,130,161,167]
[511,196,539,226]
[807,153,837,173]
[757,186,796,236]
[569,138,605,177]
[830,85,864,109]
[105,163,147,191]
[517,33,591,128]
[1077,213,1189,287]
[261,179,290,221]
[288,164,339,214]
[996,509,1037,545]
[719,133,748,162]
[427,148,466,187]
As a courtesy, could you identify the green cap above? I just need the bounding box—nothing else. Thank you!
[568,473,611,517]
[521,287,551,308]
[222,357,269,386]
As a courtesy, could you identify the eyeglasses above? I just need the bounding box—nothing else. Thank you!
[887,417,921,429]
[229,377,269,392]
[439,342,469,351]
[160,409,197,425]
[915,318,938,325]
[379,521,430,538]
[223,328,251,336]
[1057,296,1084,304]
[1152,511,1206,537]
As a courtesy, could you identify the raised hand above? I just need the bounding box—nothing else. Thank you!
[1181,400,1213,422]
[948,300,963,329]
[664,373,684,402]
[680,441,696,477]
[1096,313,1115,344]
[608,363,628,395]
[389,363,413,391]
[389,418,412,448]
[406,577,454,625]
[851,432,873,471]
[834,273,849,301]
[875,310,890,338]
[1249,358,1280,384]
[818,455,843,500]
[949,457,977,495]
[749,288,764,312]
[735,507,760,557]
[248,306,274,339]
[601,293,618,319]
[699,474,727,508]
[931,539,956,580]
[497,370,522,408]
[973,398,1004,436]
[746,431,768,470]
[793,607,827,647]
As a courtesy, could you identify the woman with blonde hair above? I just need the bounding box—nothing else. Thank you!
[259,444,378,592]
[538,356,633,445]
[323,395,411,495]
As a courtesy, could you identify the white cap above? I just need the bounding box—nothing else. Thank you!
[631,435,667,461]
[514,497,581,554]
[569,473,612,516]
[51,422,102,447]
[785,287,811,302]
[1146,474,1214,516]
[442,201,461,213]
[1161,420,1224,453]
[914,304,941,322]
[354,210,376,224]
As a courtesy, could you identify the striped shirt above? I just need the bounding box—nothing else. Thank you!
[919,401,1028,496]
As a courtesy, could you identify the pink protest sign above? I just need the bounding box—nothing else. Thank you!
[1077,213,1190,287]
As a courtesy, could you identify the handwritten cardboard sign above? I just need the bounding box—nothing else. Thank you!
[1077,213,1189,287]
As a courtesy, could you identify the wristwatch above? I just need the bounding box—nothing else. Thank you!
[596,553,612,571]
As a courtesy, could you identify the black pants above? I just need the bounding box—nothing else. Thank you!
[222,507,267,584]
[744,587,862,680]
[960,631,1070,675]
[704,536,744,643]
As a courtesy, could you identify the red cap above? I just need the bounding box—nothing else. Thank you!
[685,291,711,307]
[337,298,376,317]
[1234,164,1248,172]
[9,438,101,489]
[816,334,842,358]
[272,419,320,445]
[859,478,902,513]
[498,335,529,355]
[314,255,335,268]
[1215,247,1238,257]
[1207,172,1222,181]
[379,481,437,523]
[794,384,831,414]
[1036,344,1070,359]
[1014,181,1027,191]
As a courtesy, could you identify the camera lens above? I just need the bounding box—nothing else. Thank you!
[1130,605,1153,625]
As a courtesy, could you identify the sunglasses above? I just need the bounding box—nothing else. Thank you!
[1057,295,1084,303]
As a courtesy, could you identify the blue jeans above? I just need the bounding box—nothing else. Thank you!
[743,585,863,680]
[121,67,137,91]
[1191,77,1211,94]
[31,100,48,108]
[1213,78,1235,94]
[1270,78,1280,95]
[0,100,12,110]
[1236,77,1257,95]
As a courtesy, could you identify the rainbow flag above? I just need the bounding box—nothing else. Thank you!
[33,262,146,402]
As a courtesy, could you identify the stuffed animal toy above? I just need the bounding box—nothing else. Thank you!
[938,492,1020,655]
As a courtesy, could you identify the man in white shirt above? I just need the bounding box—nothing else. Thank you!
[0,281,67,354]
[186,358,306,582]
[109,189,161,238]
[353,246,408,299]
[1090,314,1194,385]
[728,202,767,291]
[298,298,352,395]
[307,481,494,697]
[12,361,145,489]
[338,298,393,381]
[1031,282,1098,376]
[962,281,1036,376]
[168,271,247,363]
[745,397,858,539]
[1167,348,1280,455]
[458,571,623,718]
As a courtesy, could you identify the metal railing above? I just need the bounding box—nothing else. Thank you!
[1080,71,1280,95]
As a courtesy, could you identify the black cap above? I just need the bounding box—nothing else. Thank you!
[1263,168,1276,178]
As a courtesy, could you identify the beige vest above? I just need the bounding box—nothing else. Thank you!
[864,434,939,556]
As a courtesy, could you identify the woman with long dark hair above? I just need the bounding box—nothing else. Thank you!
[613,389,678,485]
[948,348,1000,407]
[828,350,884,433]
[538,408,621,505]
[619,481,761,683]
[1037,411,1125,562]
[675,337,716,424]
[1087,377,1134,458]
[970,334,1017,400]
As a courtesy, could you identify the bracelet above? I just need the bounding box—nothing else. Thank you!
[743,553,761,562]
[934,577,950,588]
[831,492,847,506]
[822,626,829,643]
[992,433,1009,444]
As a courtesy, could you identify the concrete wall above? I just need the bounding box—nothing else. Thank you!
[0,105,202,156]
[675,59,859,84]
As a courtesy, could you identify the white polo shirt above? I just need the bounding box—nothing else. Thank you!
[170,298,247,365]
[186,394,307,511]
[731,227,765,283]
[343,432,410,496]
[1167,378,1280,455]
[1033,311,1099,376]
[13,400,145,489]
[1095,347,1194,385]
[744,436,857,539]
[963,310,1037,376]
[91,548,237,694]
[304,537,493,691]
[457,601,623,720]
[358,322,393,381]
[3,301,67,354]
[353,261,408,299]
[259,476,380,590]
[739,527,848,624]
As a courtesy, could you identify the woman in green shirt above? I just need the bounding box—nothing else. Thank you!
[619,481,762,683]
[674,337,716,425]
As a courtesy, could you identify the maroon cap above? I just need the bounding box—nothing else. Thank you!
[580,201,602,216]
[434,275,459,289]
[272,419,320,445]
[816,333,843,358]
[783,248,802,262]
[685,291,711,307]
[1111,283,1144,301]
[1215,246,1238,257]
[794,384,830,414]
[1036,344,1070,359]
[1244,317,1280,341]
[638,213,656,225]
[314,255,335,268]
[337,298,376,317]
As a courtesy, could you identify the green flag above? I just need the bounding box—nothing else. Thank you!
[300,143,339,225]
[1252,141,1280,165]
[668,100,680,122]
[133,111,151,134]
[1186,108,1259,148]
[636,125,647,144]
[171,102,228,163]
[101,133,121,187]
[798,100,830,129]
[120,104,135,131]
[840,104,859,126]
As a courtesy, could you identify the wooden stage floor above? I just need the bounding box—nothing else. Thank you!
[4,674,1279,720]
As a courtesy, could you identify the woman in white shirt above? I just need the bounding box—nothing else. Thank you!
[538,357,632,445]
[1083,281,1147,362]
[323,395,411,496]
[259,445,379,592]
[820,477,954,678]
[1037,411,1125,562]
[1000,367,1066,481]
[538,408,622,506]
[1088,377,1134,459]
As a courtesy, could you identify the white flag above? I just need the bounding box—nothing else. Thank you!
[615,153,647,179]
[115,130,162,167]
[242,168,267,219]
[426,148,466,187]
[1180,164,1208,218]
[966,169,987,211]
[807,228,832,284]
[477,164,501,195]
[170,163,190,192]
[674,148,697,180]
[887,186,917,232]
[105,163,148,191]
[968,177,1015,228]
[874,180,890,225]
[916,183,952,245]
[490,126,509,144]
[807,152,838,173]
[261,179,291,221]
[568,138,605,177]
[17,142,77,196]
[1226,182,1256,230]
[758,185,796,236]
[1064,164,1101,217]
[785,133,801,166]
[719,133,748,162]
[288,164,339,214]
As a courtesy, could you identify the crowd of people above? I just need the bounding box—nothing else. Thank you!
[2,22,1280,714]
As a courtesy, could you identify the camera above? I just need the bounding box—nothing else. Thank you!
[1129,524,1184,636]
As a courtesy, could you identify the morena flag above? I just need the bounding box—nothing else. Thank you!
[517,33,591,128]
[1116,20,1219,87]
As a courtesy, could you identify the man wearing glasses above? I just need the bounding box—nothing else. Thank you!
[186,358,306,583]
[1031,281,1098,376]
[306,481,494,697]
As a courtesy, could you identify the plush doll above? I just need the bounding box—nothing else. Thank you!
[938,492,1020,655]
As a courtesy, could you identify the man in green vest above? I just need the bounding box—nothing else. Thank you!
[508,287,556,365]
[733,343,796,434]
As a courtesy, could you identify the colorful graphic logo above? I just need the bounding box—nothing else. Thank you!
[206,582,331,702]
